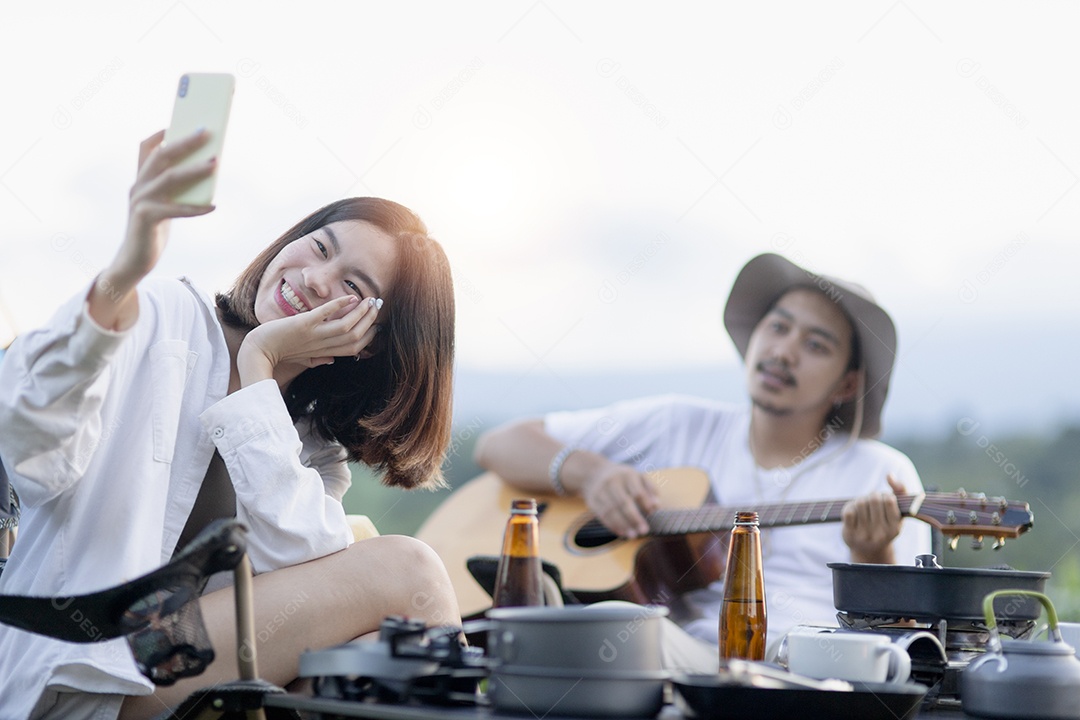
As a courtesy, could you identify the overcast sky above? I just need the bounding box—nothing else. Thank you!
[2,2,1077,406]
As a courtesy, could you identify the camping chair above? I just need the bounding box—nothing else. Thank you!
[0,518,298,720]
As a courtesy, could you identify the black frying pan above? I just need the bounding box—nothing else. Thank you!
[829,562,1050,622]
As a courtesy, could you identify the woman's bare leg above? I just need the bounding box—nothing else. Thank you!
[118,535,460,719]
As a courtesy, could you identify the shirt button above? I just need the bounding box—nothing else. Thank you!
[212,428,225,439]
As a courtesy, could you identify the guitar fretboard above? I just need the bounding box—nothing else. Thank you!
[571,490,1029,549]
[646,496,918,536]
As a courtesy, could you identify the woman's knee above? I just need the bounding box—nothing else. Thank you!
[348,534,446,576]
[345,536,455,598]
[343,535,458,625]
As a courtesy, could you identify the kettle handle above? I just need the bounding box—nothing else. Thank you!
[982,589,1061,654]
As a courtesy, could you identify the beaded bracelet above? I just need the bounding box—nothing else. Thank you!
[547,446,579,496]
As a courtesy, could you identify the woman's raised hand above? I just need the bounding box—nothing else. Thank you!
[89,130,217,331]
[236,295,383,389]
[118,130,217,277]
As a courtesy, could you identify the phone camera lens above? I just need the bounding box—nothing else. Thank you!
[178,75,189,98]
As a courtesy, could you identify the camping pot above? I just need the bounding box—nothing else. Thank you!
[476,605,669,718]
[483,604,667,672]
[962,590,1080,720]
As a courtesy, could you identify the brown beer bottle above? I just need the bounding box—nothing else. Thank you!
[719,511,767,660]
[491,498,544,608]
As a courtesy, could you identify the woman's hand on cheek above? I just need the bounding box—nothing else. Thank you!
[236,295,382,389]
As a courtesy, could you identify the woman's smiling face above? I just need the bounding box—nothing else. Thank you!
[254,220,398,323]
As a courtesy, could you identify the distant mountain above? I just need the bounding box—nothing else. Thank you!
[452,319,1080,442]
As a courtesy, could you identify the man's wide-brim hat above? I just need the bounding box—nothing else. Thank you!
[723,253,898,439]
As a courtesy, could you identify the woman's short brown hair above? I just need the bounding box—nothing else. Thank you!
[216,198,455,489]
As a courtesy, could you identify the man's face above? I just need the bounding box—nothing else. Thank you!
[743,288,857,420]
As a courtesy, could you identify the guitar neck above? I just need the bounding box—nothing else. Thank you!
[647,495,921,536]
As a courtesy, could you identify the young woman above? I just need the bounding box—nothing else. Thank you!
[0,130,461,719]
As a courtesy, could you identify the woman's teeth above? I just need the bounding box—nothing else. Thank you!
[281,281,308,313]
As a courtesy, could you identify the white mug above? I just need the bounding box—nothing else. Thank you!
[786,631,911,685]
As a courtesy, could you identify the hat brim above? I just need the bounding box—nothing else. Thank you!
[722,253,897,438]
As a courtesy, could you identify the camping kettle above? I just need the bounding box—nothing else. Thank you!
[962,590,1080,720]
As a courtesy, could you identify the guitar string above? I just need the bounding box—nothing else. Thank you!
[581,497,1025,544]
[643,498,1019,535]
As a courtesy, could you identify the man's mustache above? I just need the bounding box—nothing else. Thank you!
[756,360,796,387]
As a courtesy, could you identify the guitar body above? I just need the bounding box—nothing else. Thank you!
[415,468,721,618]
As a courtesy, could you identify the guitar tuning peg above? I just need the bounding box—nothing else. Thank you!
[948,536,960,551]
[971,535,984,550]
[993,537,1006,551]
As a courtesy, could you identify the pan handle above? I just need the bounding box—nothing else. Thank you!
[461,618,494,635]
[459,618,519,667]
[982,589,1060,654]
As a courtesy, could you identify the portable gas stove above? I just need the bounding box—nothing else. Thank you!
[832,610,1038,708]
[822,554,1050,709]
[297,616,486,706]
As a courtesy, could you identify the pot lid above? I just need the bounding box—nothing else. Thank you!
[828,562,1051,579]
[486,605,669,622]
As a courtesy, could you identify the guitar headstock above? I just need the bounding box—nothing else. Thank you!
[910,489,1034,551]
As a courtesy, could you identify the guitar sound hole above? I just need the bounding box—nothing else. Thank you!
[574,519,619,549]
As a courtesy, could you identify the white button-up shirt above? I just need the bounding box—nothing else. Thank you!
[0,276,354,716]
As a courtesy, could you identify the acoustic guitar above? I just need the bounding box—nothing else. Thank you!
[415,468,1035,618]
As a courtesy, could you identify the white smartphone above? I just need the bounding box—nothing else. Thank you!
[163,72,235,206]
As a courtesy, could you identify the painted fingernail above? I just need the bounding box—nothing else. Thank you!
[375,298,384,310]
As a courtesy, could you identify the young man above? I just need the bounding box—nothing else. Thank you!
[474,253,931,666]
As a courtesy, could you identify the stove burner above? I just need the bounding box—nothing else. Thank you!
[298,616,486,706]
[830,613,1040,710]
[836,611,1038,647]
